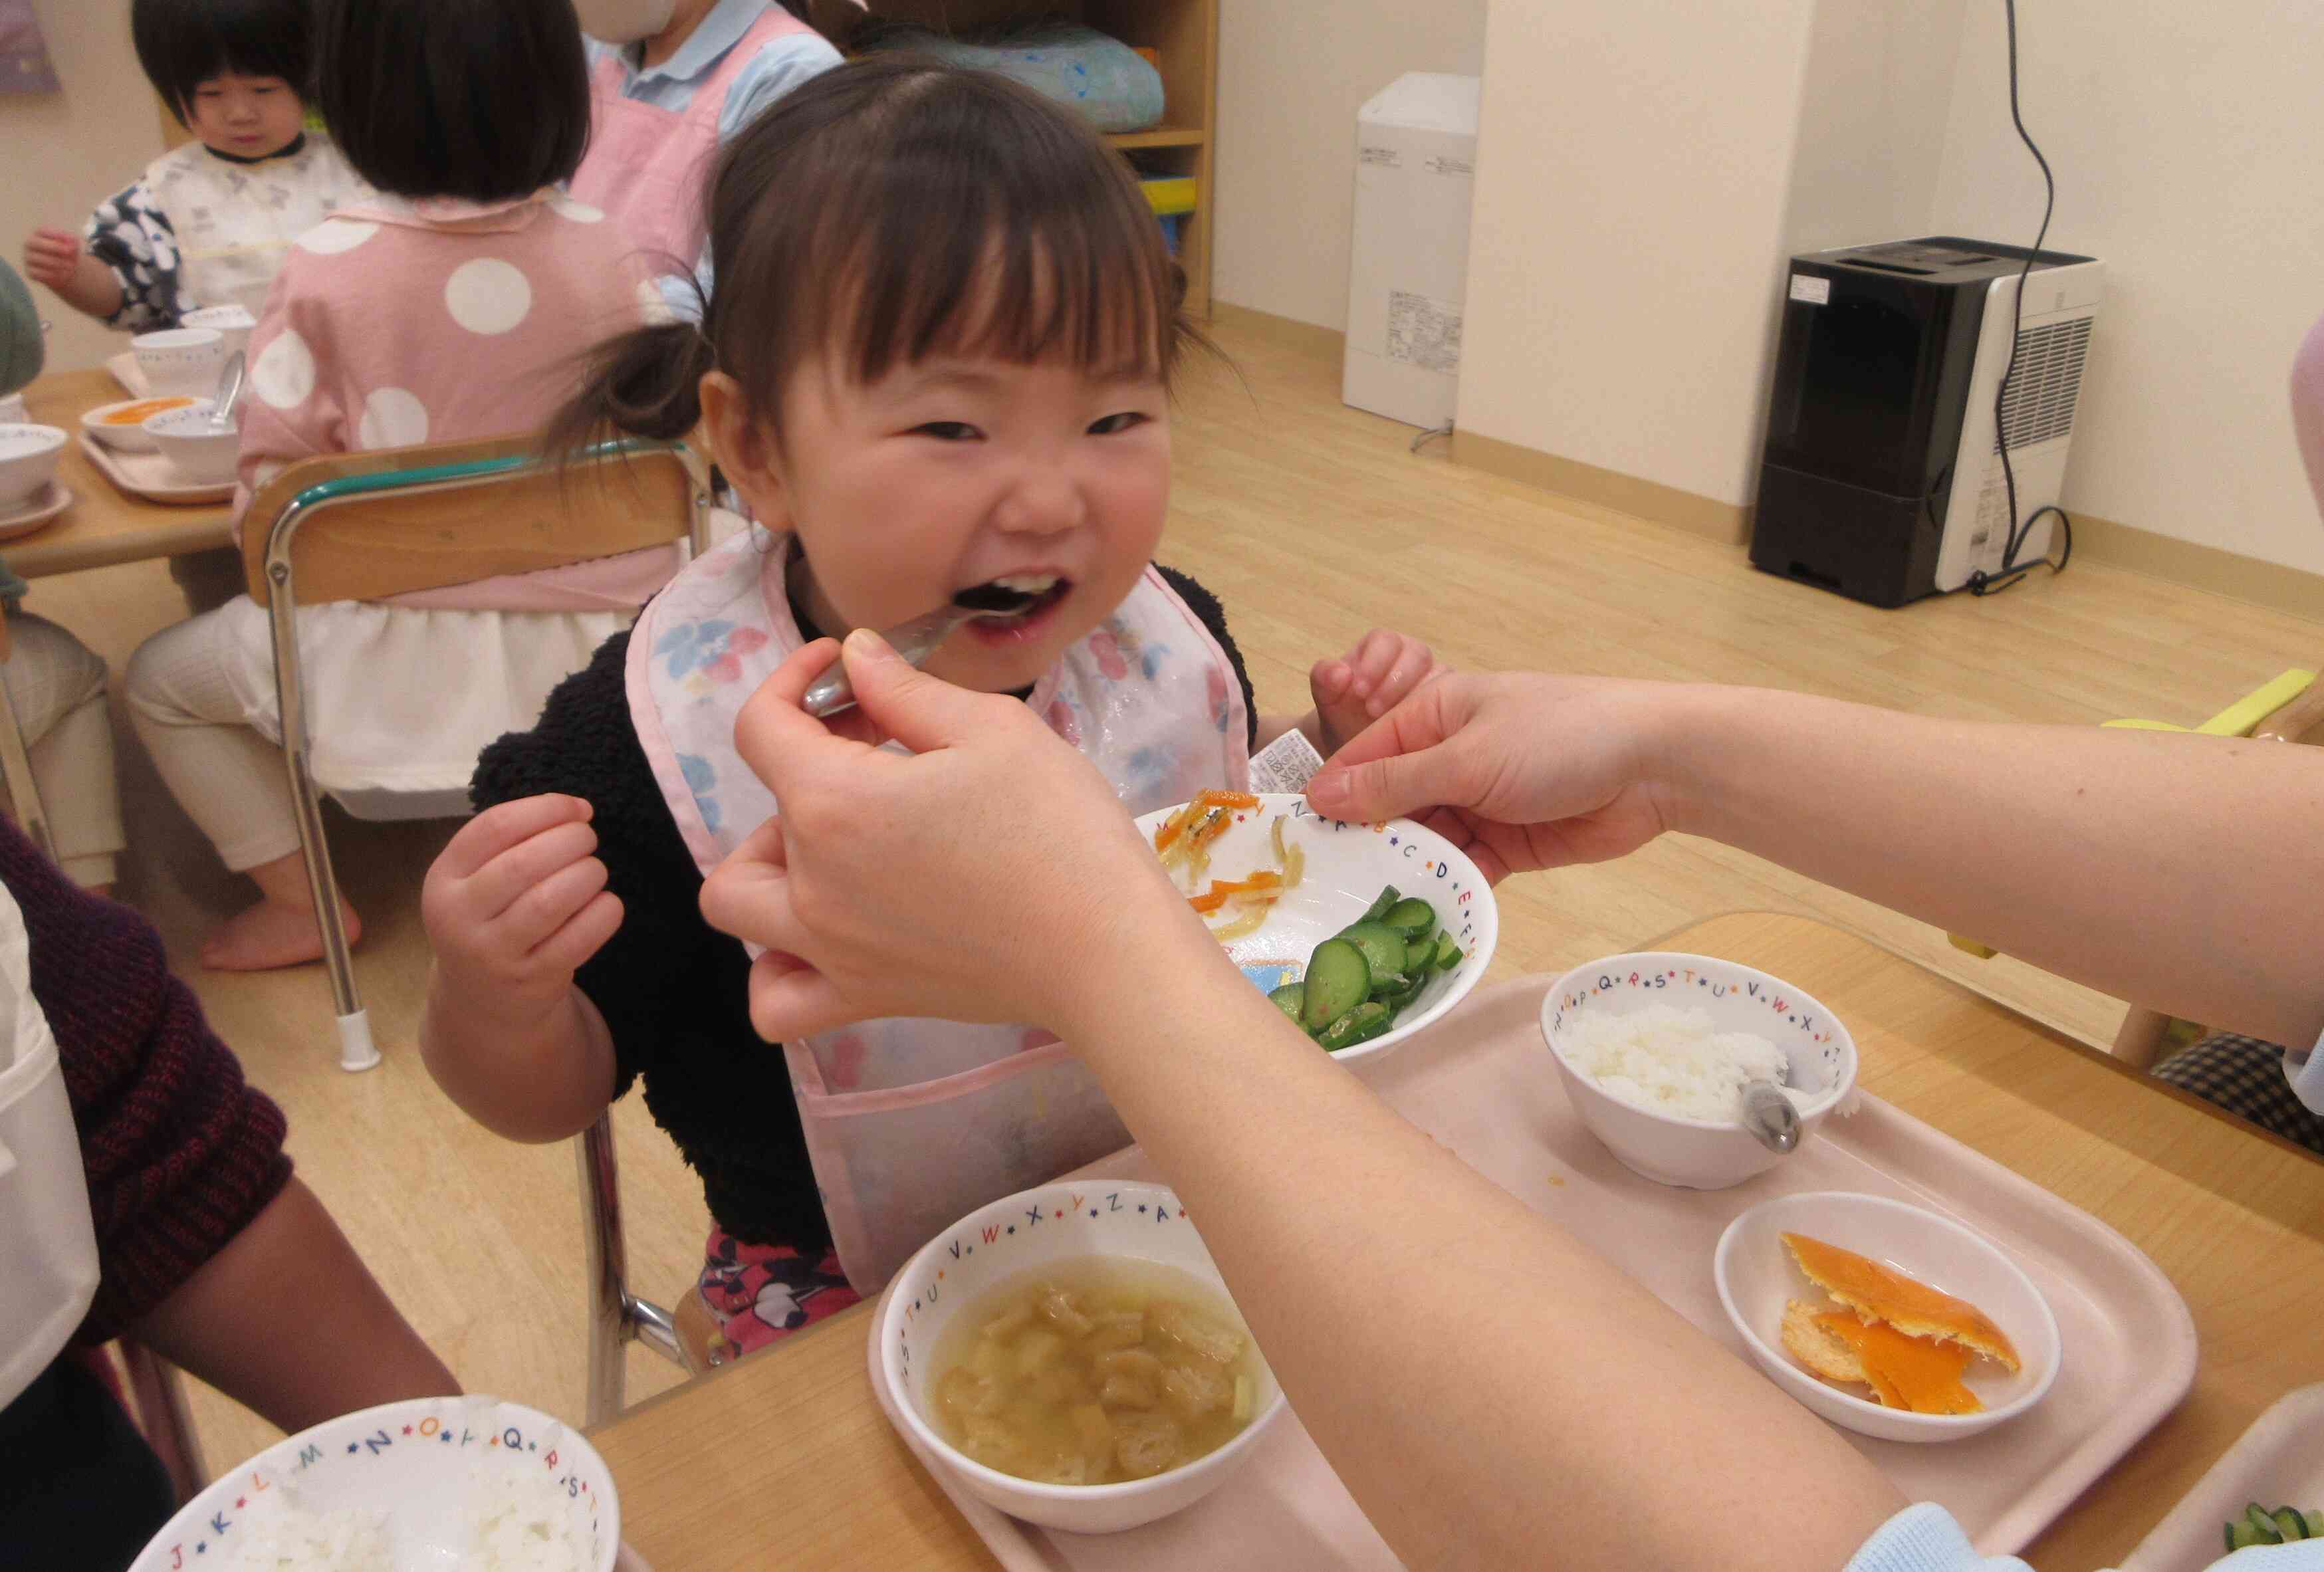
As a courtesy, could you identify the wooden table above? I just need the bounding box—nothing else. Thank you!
[12,367,235,578]
[588,913,2324,1571]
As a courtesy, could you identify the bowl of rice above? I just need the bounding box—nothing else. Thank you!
[128,1395,617,1572]
[1540,951,1857,1189]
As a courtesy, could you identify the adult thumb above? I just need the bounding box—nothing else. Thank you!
[840,628,1010,754]
[1308,738,1474,826]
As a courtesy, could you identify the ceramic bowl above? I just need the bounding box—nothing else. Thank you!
[81,395,201,453]
[873,1180,1288,1534]
[1540,951,1857,1189]
[180,304,256,360]
[144,401,239,484]
[0,423,66,506]
[1714,1190,2063,1442]
[1129,792,1498,1064]
[129,1395,618,1571]
[130,326,224,397]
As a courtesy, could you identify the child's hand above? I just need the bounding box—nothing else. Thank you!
[21,227,86,291]
[421,794,622,1016]
[1310,628,1443,756]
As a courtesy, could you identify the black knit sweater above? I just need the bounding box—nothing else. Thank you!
[471,568,1256,1251]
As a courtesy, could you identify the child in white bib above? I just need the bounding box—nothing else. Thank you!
[417,58,1443,1361]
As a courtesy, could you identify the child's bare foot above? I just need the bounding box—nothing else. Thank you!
[199,896,363,971]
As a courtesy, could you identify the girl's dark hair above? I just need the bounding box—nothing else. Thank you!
[134,0,314,126]
[312,0,592,203]
[546,56,1195,454]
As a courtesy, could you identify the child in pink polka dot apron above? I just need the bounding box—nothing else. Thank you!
[124,0,679,972]
[415,58,1445,1364]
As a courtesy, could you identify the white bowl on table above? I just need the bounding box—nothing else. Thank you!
[1714,1190,2062,1442]
[130,326,224,397]
[1130,792,1499,1065]
[81,395,201,453]
[1540,951,1858,1189]
[129,1395,620,1571]
[181,303,256,360]
[873,1179,1289,1535]
[0,423,66,506]
[144,401,240,485]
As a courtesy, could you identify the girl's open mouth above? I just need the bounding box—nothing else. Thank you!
[955,574,1072,645]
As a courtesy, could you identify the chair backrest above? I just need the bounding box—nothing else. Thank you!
[241,435,707,608]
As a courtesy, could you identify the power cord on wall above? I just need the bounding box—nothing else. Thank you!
[1965,0,2074,596]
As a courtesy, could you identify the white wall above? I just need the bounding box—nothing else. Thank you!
[1212,0,1485,332]
[1454,0,1827,506]
[1927,1,2324,576]
[1,4,162,374]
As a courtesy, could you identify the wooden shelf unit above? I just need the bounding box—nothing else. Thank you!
[818,0,1219,316]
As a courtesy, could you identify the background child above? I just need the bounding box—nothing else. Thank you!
[0,258,124,895]
[124,0,675,972]
[418,59,1441,1365]
[19,0,368,332]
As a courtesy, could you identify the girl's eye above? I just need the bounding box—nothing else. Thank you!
[911,421,979,441]
[1088,412,1151,436]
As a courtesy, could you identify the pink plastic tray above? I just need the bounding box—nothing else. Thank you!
[873,975,2196,1569]
[2122,1386,2324,1571]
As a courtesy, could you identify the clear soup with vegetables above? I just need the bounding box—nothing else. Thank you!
[927,1260,1266,1486]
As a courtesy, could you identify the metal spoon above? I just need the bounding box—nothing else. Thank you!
[1740,1078,1803,1154]
[205,350,245,431]
[801,586,1040,719]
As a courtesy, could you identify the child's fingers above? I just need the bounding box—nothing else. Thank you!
[1310,658,1353,703]
[1369,643,1437,716]
[531,889,626,976]
[437,794,592,880]
[496,853,612,955]
[1349,629,1404,695]
[461,820,600,923]
[745,950,854,1044]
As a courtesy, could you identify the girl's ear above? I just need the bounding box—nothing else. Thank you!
[699,369,789,525]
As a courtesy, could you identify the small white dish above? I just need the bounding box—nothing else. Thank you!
[81,395,202,453]
[144,400,239,485]
[0,423,67,508]
[181,303,256,360]
[1541,951,1858,1188]
[873,1179,1289,1535]
[130,1395,618,1572]
[1129,792,1498,1064]
[1714,1190,2061,1443]
[130,326,224,397]
[0,481,72,541]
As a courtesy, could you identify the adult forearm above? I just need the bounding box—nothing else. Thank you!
[1060,910,1903,1571]
[1659,687,2324,1047]
[130,1179,456,1434]
[419,972,616,1143]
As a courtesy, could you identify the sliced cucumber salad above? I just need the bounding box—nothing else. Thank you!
[1266,885,1464,1053]
[2226,1502,2324,1552]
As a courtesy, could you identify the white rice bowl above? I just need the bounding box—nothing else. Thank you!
[1560,1002,1794,1122]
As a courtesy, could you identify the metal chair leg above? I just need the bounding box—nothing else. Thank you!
[264,560,377,1072]
[579,1111,687,1427]
[120,1341,208,1504]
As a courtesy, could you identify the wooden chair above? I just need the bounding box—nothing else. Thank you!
[242,436,711,1071]
[1949,664,2323,1068]
[578,1109,693,1425]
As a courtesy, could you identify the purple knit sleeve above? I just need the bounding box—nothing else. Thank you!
[0,824,293,1345]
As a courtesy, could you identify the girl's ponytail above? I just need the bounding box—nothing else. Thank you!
[544,318,717,459]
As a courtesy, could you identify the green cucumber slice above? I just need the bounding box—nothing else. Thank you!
[1318,1001,1392,1052]
[1268,982,1305,1022]
[1405,933,1439,974]
[1380,897,1436,938]
[2306,1512,2324,1539]
[1381,978,1425,1014]
[2245,1505,2283,1546]
[2230,1519,2266,1551]
[2273,1508,2308,1543]
[1336,922,1411,982]
[1435,933,1464,970]
[1360,886,1400,924]
[1301,940,1370,1032]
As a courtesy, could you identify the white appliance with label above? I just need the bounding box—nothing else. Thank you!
[1343,72,1480,430]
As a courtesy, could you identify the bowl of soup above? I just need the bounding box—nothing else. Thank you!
[872,1180,1287,1534]
[144,401,239,485]
[0,424,66,507]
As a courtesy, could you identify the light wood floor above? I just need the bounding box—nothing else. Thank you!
[23,304,2320,1477]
